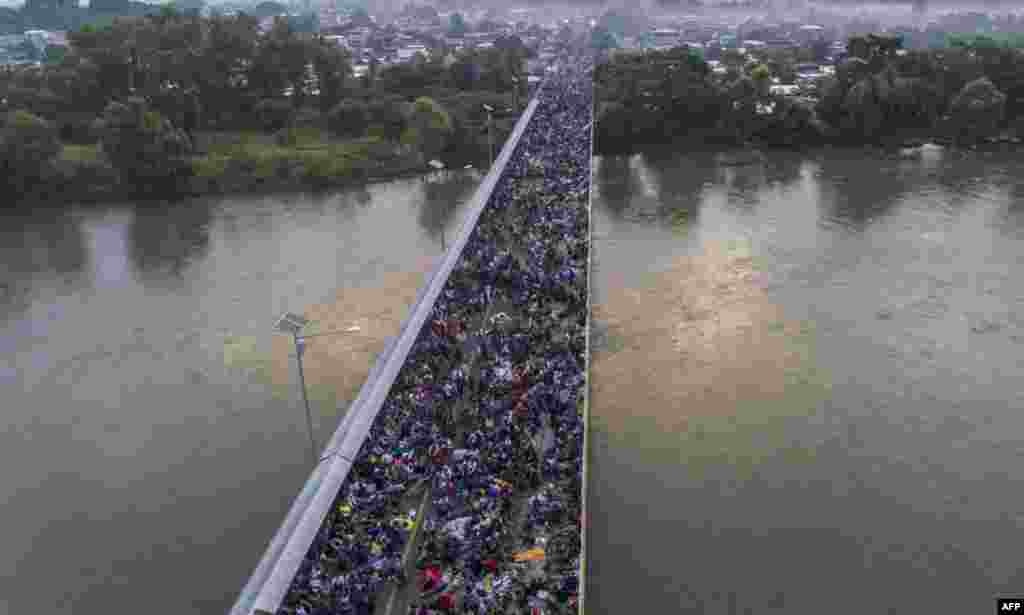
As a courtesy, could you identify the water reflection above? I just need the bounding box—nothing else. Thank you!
[0,207,88,292]
[128,202,212,283]
[417,172,479,245]
[637,149,715,226]
[347,185,373,208]
[594,155,640,219]
[762,155,804,191]
[814,154,916,231]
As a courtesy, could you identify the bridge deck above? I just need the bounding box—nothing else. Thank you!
[232,59,593,615]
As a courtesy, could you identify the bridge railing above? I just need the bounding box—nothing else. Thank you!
[230,88,545,615]
[580,75,595,615]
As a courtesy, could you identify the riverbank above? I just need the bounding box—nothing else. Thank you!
[17,128,504,206]
[597,126,1024,159]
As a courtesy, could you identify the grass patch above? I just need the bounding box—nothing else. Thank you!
[277,126,329,149]
[195,132,383,182]
[191,153,232,178]
[669,208,692,233]
[60,143,103,164]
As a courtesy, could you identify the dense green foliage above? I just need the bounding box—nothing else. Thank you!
[596,36,1024,153]
[0,109,61,192]
[0,10,530,202]
[94,96,194,189]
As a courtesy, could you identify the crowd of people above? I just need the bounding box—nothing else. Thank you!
[277,54,595,615]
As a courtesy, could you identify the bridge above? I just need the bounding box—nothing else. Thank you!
[230,58,595,615]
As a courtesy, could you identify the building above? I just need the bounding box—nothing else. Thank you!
[322,34,348,48]
[796,24,825,44]
[650,28,680,50]
[396,43,426,62]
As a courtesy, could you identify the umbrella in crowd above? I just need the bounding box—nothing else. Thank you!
[278,54,595,615]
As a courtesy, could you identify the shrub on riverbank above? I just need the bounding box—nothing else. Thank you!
[2,81,521,204]
[5,129,421,204]
[59,142,102,164]
[183,134,425,194]
[0,109,62,192]
[93,97,194,191]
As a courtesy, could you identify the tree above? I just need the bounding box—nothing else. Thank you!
[363,54,378,89]
[974,48,1024,121]
[449,53,481,90]
[254,97,293,131]
[947,76,1006,143]
[194,14,261,127]
[0,109,61,194]
[364,95,408,142]
[44,44,67,65]
[751,63,771,97]
[447,12,466,36]
[378,62,438,94]
[68,19,137,99]
[755,47,798,84]
[721,48,746,71]
[328,97,369,137]
[404,95,452,162]
[248,17,314,106]
[312,38,352,113]
[94,96,193,188]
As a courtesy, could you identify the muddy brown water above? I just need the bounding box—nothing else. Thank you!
[587,146,1024,615]
[0,172,480,615]
[7,142,1024,615]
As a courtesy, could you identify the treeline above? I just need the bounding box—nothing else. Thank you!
[595,35,1024,154]
[0,9,531,198]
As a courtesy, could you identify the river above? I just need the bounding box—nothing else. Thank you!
[6,144,1024,615]
[588,145,1024,614]
[0,171,481,615]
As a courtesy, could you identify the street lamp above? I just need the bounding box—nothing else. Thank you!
[482,104,495,167]
[274,311,318,465]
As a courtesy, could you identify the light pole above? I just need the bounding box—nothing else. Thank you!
[483,103,495,167]
[275,311,318,465]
